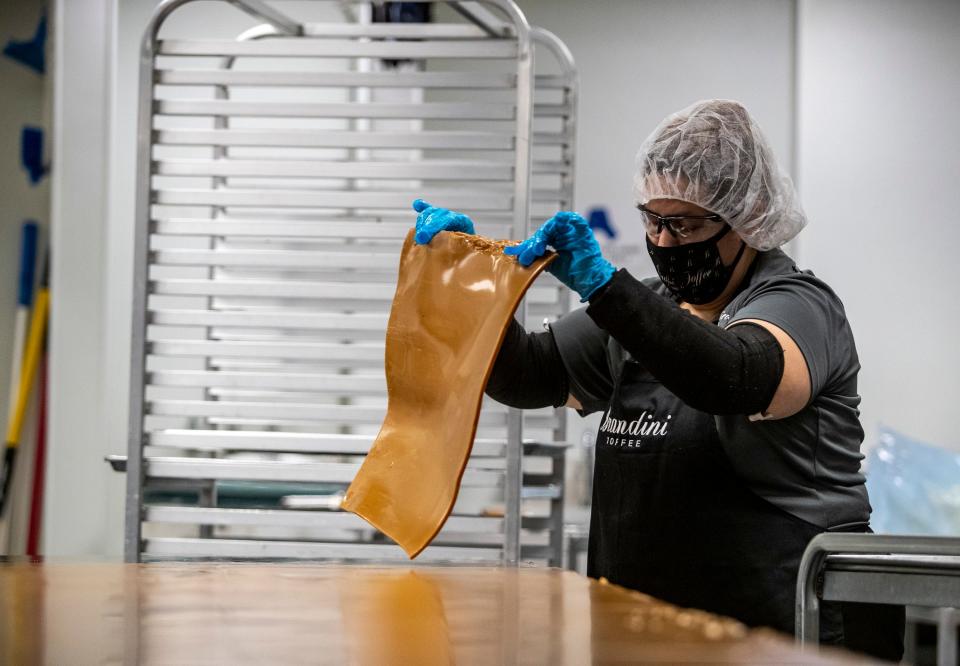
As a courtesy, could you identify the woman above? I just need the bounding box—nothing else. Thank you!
[413,99,902,660]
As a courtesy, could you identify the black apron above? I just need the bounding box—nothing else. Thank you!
[586,357,841,638]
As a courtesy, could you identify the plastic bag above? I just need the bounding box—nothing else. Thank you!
[866,426,960,535]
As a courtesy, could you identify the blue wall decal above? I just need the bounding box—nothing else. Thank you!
[21,126,47,185]
[587,207,617,239]
[3,12,46,75]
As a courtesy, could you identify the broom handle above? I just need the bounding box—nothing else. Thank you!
[3,223,37,432]
[0,255,47,518]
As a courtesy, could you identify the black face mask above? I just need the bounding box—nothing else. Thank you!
[645,225,746,305]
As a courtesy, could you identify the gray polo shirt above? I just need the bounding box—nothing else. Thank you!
[551,248,870,529]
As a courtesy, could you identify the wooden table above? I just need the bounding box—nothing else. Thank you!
[1,563,862,664]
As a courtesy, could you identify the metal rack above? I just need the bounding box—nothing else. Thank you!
[119,0,577,564]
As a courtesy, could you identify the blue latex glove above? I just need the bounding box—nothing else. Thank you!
[505,211,616,301]
[412,199,476,245]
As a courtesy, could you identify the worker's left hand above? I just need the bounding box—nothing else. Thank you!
[505,211,615,301]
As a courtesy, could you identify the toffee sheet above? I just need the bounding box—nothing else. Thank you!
[342,230,554,557]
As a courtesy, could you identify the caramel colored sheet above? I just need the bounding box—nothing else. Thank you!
[341,230,555,558]
[0,563,868,664]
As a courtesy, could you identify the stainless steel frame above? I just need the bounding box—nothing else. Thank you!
[796,533,960,656]
[123,0,577,565]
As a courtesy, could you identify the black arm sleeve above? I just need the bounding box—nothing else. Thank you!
[484,318,569,409]
[585,269,784,415]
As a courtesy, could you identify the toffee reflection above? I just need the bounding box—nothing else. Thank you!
[341,570,453,665]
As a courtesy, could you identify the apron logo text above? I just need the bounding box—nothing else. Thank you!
[599,410,672,448]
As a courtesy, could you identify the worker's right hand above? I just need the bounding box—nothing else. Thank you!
[505,211,615,301]
[413,199,476,245]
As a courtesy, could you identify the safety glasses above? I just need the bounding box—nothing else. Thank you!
[636,204,725,241]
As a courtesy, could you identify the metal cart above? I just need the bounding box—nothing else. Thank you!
[796,533,960,663]
[116,0,578,565]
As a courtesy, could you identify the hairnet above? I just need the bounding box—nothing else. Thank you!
[632,99,805,251]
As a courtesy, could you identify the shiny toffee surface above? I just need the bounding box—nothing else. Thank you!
[0,564,865,664]
[343,230,554,557]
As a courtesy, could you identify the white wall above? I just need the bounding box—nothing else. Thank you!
[797,0,960,451]
[45,0,119,557]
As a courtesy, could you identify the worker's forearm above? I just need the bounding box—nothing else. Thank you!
[485,318,569,409]
[586,269,783,415]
